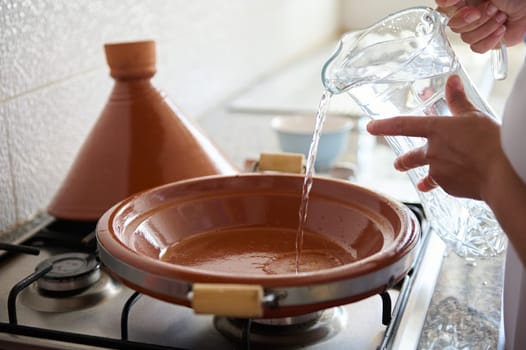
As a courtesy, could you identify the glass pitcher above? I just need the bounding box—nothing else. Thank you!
[322,6,507,257]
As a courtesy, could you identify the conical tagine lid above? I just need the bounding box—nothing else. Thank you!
[47,40,237,221]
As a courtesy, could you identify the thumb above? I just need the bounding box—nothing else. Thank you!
[445,74,477,115]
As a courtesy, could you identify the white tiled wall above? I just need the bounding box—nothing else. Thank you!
[0,0,341,233]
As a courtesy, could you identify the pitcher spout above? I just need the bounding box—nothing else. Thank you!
[321,30,363,94]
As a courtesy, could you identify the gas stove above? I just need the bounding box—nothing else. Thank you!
[0,205,445,350]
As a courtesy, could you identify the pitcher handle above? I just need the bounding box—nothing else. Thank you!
[437,8,508,80]
[491,40,508,80]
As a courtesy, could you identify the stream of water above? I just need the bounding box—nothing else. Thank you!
[295,90,333,273]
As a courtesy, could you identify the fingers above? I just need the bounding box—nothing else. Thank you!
[436,0,466,18]
[443,2,507,53]
[367,117,434,138]
[436,0,464,7]
[447,6,482,30]
[367,120,440,192]
[466,24,506,53]
[393,148,440,192]
[417,175,440,192]
[366,76,478,136]
[445,75,478,115]
[448,3,502,31]
[394,145,428,171]
[459,6,507,53]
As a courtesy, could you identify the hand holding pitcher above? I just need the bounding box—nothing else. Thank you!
[437,0,526,50]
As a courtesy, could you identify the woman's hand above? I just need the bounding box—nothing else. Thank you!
[436,0,526,52]
[366,75,504,200]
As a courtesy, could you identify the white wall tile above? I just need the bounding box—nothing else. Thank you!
[5,70,112,222]
[1,0,161,101]
[0,0,341,232]
[1,0,340,118]
[0,111,16,232]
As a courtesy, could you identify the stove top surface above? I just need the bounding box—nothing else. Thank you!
[0,208,445,349]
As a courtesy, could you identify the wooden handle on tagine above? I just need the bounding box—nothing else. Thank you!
[191,283,264,318]
[257,152,305,174]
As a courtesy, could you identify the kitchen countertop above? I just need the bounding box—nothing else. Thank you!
[418,250,505,349]
[198,40,512,348]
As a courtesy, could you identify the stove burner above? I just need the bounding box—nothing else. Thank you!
[214,307,347,347]
[35,252,101,293]
[16,252,119,313]
[19,268,121,313]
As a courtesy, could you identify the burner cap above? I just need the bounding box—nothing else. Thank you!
[36,252,101,293]
[214,307,347,347]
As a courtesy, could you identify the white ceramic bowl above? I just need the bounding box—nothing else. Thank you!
[271,115,353,170]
